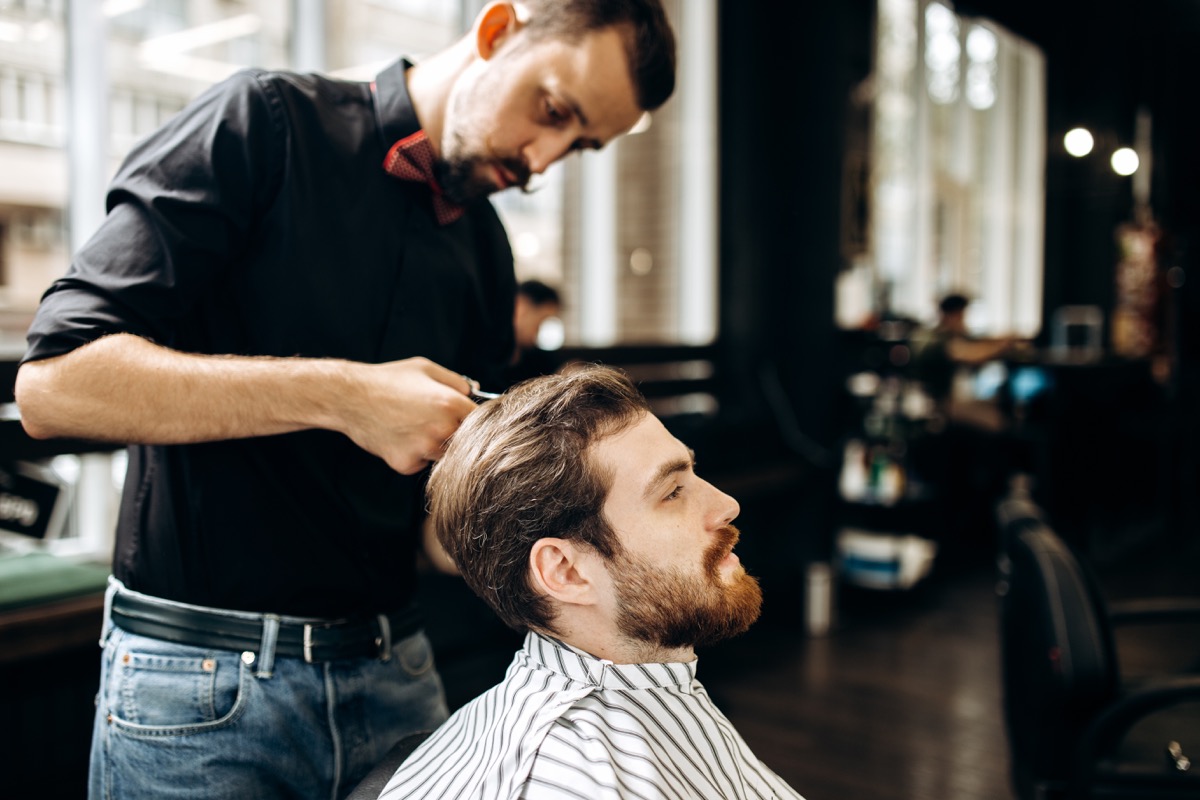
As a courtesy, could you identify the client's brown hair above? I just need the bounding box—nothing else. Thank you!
[427,365,649,633]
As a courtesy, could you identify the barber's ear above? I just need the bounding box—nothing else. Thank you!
[474,2,522,61]
[529,538,601,606]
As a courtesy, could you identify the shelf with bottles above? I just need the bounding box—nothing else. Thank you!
[838,368,940,508]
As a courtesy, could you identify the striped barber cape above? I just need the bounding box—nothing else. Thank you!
[378,631,804,799]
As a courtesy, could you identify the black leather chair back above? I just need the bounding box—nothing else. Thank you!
[344,730,433,800]
[997,502,1120,794]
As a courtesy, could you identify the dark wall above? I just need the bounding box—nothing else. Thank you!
[717,1,872,435]
[714,2,874,593]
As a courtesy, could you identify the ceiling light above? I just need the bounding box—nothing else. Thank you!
[1063,128,1093,157]
[1111,147,1139,176]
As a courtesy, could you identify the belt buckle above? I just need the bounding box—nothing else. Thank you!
[304,616,394,663]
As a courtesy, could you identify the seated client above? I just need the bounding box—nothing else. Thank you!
[379,365,804,799]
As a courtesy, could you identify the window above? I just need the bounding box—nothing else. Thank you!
[850,0,1045,336]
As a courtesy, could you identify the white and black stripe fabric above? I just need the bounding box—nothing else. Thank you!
[378,632,804,799]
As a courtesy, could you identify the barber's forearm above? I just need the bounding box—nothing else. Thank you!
[15,333,354,444]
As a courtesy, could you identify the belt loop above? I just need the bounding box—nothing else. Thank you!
[100,576,121,648]
[257,614,280,678]
[376,614,392,662]
[303,623,316,663]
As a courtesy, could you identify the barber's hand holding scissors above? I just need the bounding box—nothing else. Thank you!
[339,357,492,474]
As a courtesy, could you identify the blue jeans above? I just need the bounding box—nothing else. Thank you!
[88,585,449,800]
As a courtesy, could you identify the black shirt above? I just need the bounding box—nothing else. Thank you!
[23,60,516,616]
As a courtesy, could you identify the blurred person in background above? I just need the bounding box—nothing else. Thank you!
[910,292,1022,431]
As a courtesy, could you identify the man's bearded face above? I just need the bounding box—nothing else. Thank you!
[610,524,763,650]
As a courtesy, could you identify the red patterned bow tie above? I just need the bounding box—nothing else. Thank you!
[382,130,465,226]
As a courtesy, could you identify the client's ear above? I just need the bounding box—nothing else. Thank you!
[529,538,602,607]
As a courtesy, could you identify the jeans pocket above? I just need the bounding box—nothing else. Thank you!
[393,631,435,678]
[108,637,250,737]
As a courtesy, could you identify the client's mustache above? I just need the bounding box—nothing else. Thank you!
[705,524,741,573]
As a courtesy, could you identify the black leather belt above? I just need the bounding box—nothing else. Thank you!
[111,590,422,663]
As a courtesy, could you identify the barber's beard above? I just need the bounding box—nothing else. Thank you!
[436,126,531,205]
[610,525,763,650]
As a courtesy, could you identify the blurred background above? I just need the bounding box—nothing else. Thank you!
[1,1,1198,798]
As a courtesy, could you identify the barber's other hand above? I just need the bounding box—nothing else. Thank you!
[341,357,477,474]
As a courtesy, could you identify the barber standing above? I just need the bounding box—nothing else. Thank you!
[13,2,676,798]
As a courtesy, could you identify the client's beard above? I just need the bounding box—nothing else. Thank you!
[610,524,763,650]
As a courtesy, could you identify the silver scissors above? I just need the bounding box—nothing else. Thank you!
[462,375,501,402]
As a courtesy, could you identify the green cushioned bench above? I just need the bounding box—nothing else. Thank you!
[0,552,110,612]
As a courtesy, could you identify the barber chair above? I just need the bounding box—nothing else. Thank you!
[345,730,432,800]
[995,497,1200,800]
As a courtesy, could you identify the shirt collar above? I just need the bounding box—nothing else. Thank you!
[523,631,698,693]
[372,58,421,148]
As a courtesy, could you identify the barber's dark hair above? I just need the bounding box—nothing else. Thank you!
[427,365,650,634]
[516,0,676,110]
[517,279,561,307]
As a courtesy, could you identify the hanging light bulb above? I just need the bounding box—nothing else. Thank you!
[1063,127,1094,157]
[1111,147,1139,176]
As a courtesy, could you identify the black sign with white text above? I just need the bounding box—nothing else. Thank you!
[0,462,63,539]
